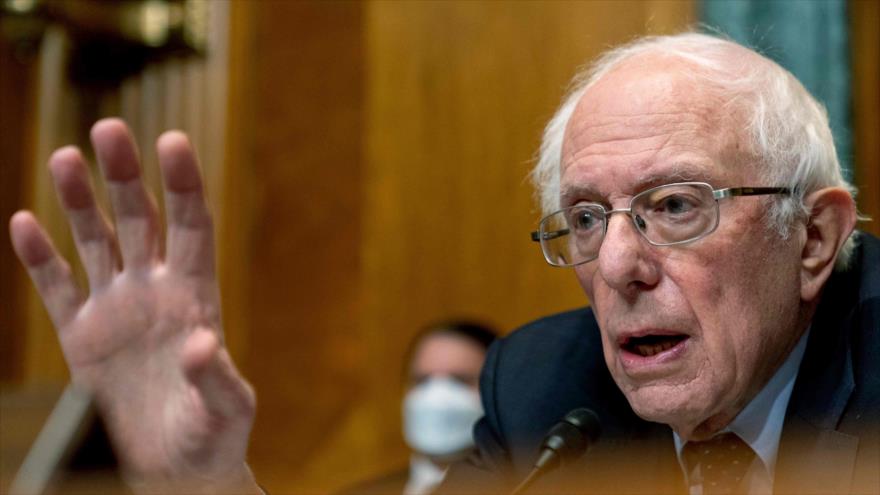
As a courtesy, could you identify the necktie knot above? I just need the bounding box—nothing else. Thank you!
[683,432,756,495]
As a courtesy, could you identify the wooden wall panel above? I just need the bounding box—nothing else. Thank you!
[234,2,695,493]
[232,1,368,492]
[851,0,880,237]
[359,0,696,474]
[0,31,38,383]
[3,1,697,493]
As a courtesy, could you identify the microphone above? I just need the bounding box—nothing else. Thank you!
[510,408,601,495]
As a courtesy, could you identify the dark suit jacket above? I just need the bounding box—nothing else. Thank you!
[441,232,879,494]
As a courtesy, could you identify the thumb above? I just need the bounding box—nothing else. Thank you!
[182,329,256,420]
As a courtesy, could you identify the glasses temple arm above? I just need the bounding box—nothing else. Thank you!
[530,228,571,242]
[713,187,791,199]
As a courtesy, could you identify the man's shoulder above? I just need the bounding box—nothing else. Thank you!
[776,232,880,495]
[786,231,880,456]
[479,307,640,467]
[497,306,600,353]
[845,232,880,412]
[813,231,879,351]
[855,231,880,298]
[817,231,880,371]
[488,307,609,404]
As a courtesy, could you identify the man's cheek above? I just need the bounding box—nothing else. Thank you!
[574,265,599,300]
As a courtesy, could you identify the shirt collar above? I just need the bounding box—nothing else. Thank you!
[673,327,810,477]
[404,454,447,495]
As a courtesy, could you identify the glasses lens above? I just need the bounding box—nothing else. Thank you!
[540,205,605,266]
[632,183,718,245]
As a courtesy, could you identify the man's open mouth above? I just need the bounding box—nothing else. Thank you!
[621,334,688,357]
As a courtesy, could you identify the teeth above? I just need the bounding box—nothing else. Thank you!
[635,340,678,357]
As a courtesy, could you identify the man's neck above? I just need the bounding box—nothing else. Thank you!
[673,327,811,483]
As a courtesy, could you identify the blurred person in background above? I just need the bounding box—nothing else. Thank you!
[344,321,497,495]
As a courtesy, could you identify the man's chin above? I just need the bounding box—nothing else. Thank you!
[622,386,713,434]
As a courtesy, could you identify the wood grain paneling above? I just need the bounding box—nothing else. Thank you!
[0,32,38,383]
[851,0,880,237]
[230,2,695,493]
[4,2,698,493]
[211,1,700,493]
[231,1,368,492]
[358,0,696,481]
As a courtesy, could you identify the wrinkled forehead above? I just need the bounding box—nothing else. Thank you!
[560,56,750,198]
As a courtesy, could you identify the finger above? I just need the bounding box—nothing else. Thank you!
[48,146,119,290]
[182,329,256,420]
[9,211,85,327]
[157,131,216,277]
[90,118,160,271]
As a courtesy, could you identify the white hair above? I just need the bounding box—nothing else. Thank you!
[531,32,858,267]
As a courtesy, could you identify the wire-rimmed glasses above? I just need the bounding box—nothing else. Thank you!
[530,182,791,267]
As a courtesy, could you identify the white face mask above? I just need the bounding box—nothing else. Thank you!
[403,377,484,457]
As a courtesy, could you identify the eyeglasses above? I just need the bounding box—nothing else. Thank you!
[530,182,790,267]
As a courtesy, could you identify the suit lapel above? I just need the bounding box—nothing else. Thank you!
[775,265,860,494]
[774,414,859,494]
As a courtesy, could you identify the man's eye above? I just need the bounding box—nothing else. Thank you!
[655,194,698,215]
[571,210,600,230]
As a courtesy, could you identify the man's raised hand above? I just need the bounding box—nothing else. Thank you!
[8,119,258,493]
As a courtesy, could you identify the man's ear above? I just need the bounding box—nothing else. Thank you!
[800,187,857,302]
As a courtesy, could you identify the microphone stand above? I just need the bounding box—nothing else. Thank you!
[508,408,600,495]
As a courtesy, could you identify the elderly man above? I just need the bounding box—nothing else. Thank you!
[441,33,878,495]
[8,32,879,494]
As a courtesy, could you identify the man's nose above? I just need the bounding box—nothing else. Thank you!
[596,213,660,294]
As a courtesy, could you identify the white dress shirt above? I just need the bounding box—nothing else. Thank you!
[673,328,811,494]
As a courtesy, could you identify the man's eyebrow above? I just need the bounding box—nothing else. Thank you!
[634,163,713,187]
[559,184,602,206]
[559,163,715,206]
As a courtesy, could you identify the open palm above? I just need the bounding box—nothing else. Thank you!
[9,119,257,492]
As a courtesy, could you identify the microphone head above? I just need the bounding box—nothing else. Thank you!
[538,408,601,467]
[562,408,601,445]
